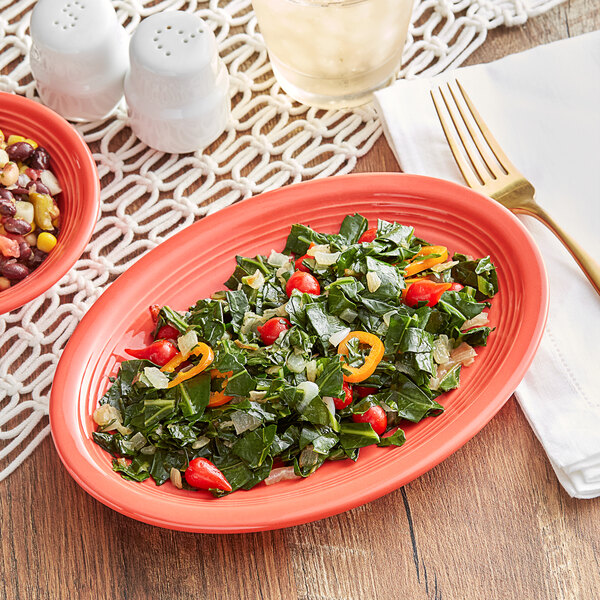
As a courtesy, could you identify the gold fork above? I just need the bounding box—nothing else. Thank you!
[430,80,600,295]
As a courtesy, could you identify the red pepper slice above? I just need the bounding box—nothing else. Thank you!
[184,457,232,492]
[358,226,378,243]
[125,339,178,367]
[404,280,452,307]
[149,304,161,324]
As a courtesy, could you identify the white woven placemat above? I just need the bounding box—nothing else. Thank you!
[0,0,563,479]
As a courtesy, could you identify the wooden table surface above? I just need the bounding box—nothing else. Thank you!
[2,3,599,600]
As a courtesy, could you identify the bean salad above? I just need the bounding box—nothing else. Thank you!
[0,129,62,290]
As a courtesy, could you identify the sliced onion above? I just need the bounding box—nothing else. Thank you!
[299,446,319,469]
[451,342,477,366]
[268,250,290,267]
[264,466,300,486]
[322,396,336,417]
[240,311,265,335]
[242,269,265,290]
[40,169,62,195]
[170,468,183,489]
[460,312,489,331]
[129,432,146,451]
[305,360,317,382]
[144,366,170,389]
[92,404,122,429]
[232,411,262,435]
[140,445,156,455]
[329,327,350,347]
[192,435,210,449]
[314,251,340,266]
[431,260,458,273]
[297,381,319,402]
[92,403,131,435]
[339,308,358,323]
[366,271,381,293]
[249,390,268,402]
[432,334,452,364]
[383,310,397,327]
[307,244,329,257]
[177,330,198,358]
[286,353,306,373]
[276,263,294,287]
[15,201,34,224]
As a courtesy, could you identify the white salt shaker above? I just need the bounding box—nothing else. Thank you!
[124,11,230,154]
[30,0,128,121]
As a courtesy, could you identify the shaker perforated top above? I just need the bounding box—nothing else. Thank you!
[31,0,121,55]
[129,12,219,82]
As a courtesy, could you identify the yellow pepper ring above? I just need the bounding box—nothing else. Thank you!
[404,245,448,277]
[161,342,214,389]
[337,331,385,383]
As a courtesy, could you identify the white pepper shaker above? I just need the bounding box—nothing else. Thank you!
[124,11,230,154]
[30,0,129,121]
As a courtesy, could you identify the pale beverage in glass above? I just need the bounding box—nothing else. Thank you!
[251,0,414,108]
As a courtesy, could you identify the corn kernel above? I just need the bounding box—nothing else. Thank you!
[0,276,11,291]
[7,135,26,145]
[37,232,57,253]
[24,138,38,149]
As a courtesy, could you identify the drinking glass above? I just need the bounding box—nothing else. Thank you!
[251,0,414,108]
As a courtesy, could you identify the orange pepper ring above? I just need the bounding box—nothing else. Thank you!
[208,370,234,407]
[161,342,214,389]
[404,245,448,277]
[337,331,385,383]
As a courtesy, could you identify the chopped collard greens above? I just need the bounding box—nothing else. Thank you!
[93,214,498,496]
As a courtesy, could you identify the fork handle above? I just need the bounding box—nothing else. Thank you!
[515,205,600,295]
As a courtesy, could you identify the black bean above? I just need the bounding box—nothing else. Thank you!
[29,147,50,170]
[18,242,32,262]
[0,197,16,217]
[26,180,51,195]
[3,218,31,235]
[0,261,29,280]
[27,248,47,268]
[7,142,34,162]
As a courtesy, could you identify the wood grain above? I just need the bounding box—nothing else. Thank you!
[2,2,600,600]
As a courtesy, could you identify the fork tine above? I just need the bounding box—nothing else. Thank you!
[446,82,505,179]
[456,80,517,174]
[436,86,493,186]
[430,89,481,188]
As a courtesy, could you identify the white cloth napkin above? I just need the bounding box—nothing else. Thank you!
[374,31,600,499]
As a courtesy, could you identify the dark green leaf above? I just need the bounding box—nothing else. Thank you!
[339,422,380,450]
[378,428,406,447]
